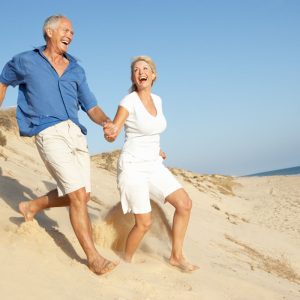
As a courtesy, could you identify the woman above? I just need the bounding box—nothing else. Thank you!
[104,56,198,272]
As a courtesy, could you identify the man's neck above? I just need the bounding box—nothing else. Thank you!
[43,46,66,64]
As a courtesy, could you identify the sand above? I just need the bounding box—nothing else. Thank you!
[0,108,299,300]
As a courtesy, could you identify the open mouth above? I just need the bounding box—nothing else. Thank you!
[139,76,147,83]
[61,39,70,46]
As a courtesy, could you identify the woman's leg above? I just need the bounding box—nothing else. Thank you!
[124,212,152,262]
[165,188,199,271]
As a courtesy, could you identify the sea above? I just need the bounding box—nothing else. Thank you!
[246,166,300,177]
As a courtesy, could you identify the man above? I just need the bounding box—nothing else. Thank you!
[0,15,117,275]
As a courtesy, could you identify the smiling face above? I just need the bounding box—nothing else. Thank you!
[45,17,74,54]
[132,60,156,92]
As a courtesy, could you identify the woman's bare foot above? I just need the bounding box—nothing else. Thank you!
[88,258,118,275]
[122,254,145,264]
[169,257,199,272]
[123,254,133,263]
[19,201,35,221]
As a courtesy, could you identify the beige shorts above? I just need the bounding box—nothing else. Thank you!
[117,156,182,214]
[35,120,91,197]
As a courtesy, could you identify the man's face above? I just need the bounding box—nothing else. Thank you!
[47,18,74,53]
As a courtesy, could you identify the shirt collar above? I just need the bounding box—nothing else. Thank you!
[34,45,77,64]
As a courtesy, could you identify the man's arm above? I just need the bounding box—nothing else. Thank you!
[87,105,111,126]
[0,83,8,107]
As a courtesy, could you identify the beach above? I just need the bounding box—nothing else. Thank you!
[0,108,300,300]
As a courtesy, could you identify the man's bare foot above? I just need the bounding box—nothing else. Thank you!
[19,201,35,221]
[88,258,118,275]
[169,257,199,272]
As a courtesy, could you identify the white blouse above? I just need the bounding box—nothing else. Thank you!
[119,91,167,161]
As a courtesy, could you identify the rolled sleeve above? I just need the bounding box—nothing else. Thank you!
[0,55,25,87]
[77,73,97,112]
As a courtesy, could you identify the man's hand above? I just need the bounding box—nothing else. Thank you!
[103,121,117,142]
[102,105,129,143]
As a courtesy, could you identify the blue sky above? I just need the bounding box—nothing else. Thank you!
[1,0,299,175]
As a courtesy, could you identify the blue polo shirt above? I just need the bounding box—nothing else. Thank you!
[0,46,97,136]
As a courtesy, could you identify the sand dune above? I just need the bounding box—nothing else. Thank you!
[0,108,300,300]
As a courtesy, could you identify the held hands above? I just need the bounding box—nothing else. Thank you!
[102,106,128,142]
[103,121,118,142]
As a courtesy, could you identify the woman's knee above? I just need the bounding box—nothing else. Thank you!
[136,216,152,232]
[168,190,192,213]
[179,195,192,212]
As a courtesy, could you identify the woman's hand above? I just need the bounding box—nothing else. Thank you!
[103,105,129,143]
[103,122,117,142]
[159,149,167,160]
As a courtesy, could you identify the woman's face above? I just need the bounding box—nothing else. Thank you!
[132,60,155,91]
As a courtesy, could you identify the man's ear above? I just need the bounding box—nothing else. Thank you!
[46,28,52,39]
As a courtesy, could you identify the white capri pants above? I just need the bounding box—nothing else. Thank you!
[117,155,182,214]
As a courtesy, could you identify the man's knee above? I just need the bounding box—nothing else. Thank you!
[68,188,88,206]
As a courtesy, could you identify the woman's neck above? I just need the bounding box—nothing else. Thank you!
[136,88,152,103]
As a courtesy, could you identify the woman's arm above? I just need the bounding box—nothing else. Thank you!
[104,106,129,142]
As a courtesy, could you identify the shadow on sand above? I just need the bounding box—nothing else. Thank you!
[0,167,85,265]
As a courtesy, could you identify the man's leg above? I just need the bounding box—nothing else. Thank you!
[26,122,118,274]
[67,187,117,274]
[19,189,93,239]
[19,189,72,221]
[19,188,117,274]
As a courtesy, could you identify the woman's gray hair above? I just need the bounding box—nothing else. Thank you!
[43,15,65,41]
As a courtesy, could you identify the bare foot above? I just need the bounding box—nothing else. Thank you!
[19,201,35,221]
[88,258,119,275]
[169,257,199,272]
[123,254,132,263]
[122,255,145,264]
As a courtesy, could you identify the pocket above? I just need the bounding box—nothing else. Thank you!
[78,134,88,151]
[117,156,125,172]
[75,130,88,152]
[37,125,57,139]
[117,156,133,172]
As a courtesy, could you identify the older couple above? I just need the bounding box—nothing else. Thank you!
[0,15,198,274]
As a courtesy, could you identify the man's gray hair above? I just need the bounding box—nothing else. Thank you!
[43,15,65,41]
